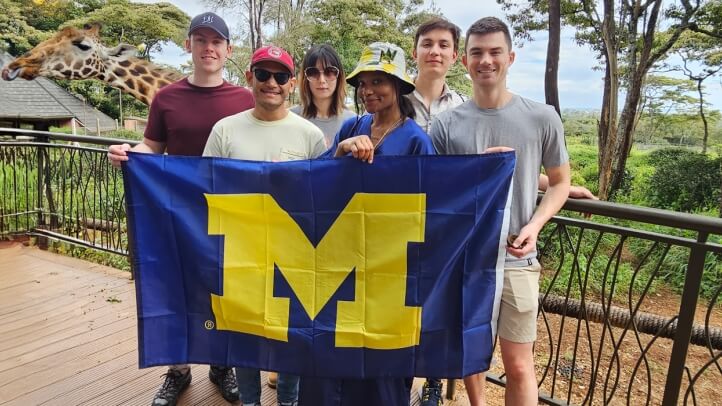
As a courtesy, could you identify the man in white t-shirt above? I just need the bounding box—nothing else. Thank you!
[203,45,325,406]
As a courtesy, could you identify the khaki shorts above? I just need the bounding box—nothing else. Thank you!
[497,259,541,343]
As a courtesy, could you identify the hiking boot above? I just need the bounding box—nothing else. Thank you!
[420,378,443,406]
[151,368,191,406]
[209,366,240,402]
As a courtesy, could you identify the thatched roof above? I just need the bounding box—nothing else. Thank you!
[0,52,117,133]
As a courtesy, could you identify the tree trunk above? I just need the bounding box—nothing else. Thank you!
[611,69,645,194]
[697,78,709,154]
[597,0,619,200]
[545,0,561,117]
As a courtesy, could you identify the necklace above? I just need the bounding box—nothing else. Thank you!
[371,117,404,149]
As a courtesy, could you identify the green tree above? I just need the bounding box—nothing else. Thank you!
[23,0,102,32]
[498,0,702,200]
[673,32,722,153]
[309,0,437,76]
[64,0,189,60]
[689,0,722,39]
[636,75,698,144]
[0,0,49,54]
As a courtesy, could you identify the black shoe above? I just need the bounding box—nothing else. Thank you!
[209,366,240,402]
[420,378,443,406]
[152,368,192,406]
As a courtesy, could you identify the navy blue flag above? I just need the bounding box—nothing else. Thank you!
[123,152,514,378]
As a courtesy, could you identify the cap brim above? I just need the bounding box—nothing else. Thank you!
[346,66,415,95]
[189,25,229,40]
[251,58,295,75]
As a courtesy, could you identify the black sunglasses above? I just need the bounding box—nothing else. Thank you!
[305,66,340,81]
[252,68,292,85]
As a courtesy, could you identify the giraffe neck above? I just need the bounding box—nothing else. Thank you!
[101,58,184,105]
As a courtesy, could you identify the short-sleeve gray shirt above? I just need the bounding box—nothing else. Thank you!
[430,95,569,261]
[290,106,357,147]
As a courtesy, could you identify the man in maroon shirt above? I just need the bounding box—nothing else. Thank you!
[108,12,254,406]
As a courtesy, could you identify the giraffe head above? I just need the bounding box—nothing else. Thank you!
[2,24,184,104]
[1,24,136,82]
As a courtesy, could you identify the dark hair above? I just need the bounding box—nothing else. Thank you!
[465,17,512,51]
[414,17,461,52]
[352,72,415,120]
[297,44,347,118]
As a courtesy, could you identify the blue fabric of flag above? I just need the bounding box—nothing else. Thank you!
[122,152,514,378]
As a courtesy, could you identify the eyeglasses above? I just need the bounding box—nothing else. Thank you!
[252,68,292,85]
[305,66,340,81]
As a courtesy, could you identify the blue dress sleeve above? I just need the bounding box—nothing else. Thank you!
[414,135,436,155]
[320,115,364,158]
[403,120,437,156]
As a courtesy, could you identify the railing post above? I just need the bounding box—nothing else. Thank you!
[35,133,47,249]
[662,231,709,406]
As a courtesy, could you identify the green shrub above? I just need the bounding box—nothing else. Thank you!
[644,148,721,212]
[104,129,142,141]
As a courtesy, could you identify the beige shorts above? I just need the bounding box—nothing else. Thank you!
[497,259,541,343]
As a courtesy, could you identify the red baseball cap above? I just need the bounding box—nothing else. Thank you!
[251,45,295,75]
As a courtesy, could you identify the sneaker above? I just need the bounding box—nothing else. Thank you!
[151,368,191,406]
[420,379,443,406]
[278,402,298,406]
[209,366,240,402]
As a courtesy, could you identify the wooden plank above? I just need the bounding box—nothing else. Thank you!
[0,245,469,405]
[0,324,136,384]
[0,271,122,316]
[1,344,137,404]
[0,282,133,343]
[0,311,136,370]
[0,297,134,354]
[0,277,132,325]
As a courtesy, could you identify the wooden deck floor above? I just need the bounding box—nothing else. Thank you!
[0,243,475,406]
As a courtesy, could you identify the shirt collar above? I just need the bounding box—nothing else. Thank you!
[410,82,453,103]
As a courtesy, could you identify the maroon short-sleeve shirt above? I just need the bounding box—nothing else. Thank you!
[144,78,255,156]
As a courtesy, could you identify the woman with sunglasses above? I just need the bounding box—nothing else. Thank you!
[299,42,435,406]
[291,44,356,146]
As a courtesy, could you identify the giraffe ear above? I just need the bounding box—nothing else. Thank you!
[106,44,137,59]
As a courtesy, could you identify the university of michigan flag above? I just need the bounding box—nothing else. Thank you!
[123,152,515,378]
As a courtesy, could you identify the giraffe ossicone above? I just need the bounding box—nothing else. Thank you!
[1,24,184,105]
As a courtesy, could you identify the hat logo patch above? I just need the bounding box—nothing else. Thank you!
[379,49,397,64]
[202,14,214,24]
[268,47,283,58]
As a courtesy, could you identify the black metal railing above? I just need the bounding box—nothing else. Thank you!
[526,199,720,406]
[1,128,720,405]
[0,128,137,254]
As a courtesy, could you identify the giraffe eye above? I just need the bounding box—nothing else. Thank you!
[72,41,92,51]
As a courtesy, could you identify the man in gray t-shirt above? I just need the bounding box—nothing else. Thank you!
[430,17,570,406]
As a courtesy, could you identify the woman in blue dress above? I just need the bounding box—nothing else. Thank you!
[300,42,435,406]
[323,42,434,161]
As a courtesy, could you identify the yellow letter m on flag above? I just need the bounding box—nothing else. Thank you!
[206,193,425,350]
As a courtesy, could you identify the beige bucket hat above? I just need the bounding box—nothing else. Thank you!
[346,42,415,95]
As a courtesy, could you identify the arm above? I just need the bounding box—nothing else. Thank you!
[508,163,571,258]
[538,173,597,199]
[107,138,166,168]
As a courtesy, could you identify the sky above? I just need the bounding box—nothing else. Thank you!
[145,0,722,111]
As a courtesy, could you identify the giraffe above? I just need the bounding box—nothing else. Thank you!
[1,24,184,105]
